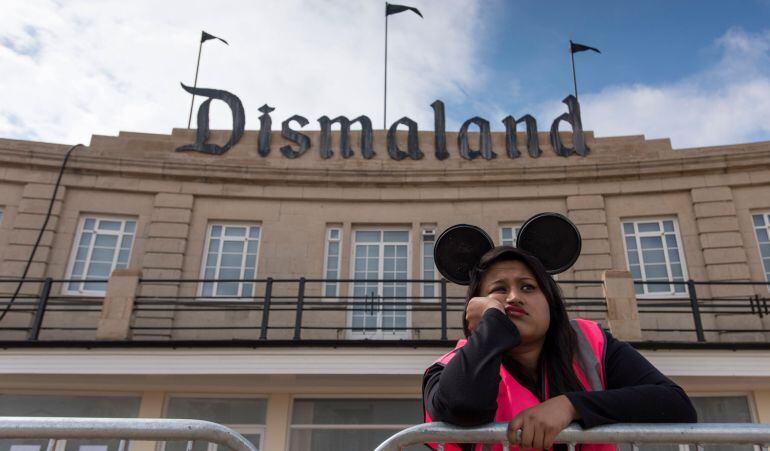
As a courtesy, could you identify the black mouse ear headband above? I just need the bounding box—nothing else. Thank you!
[433,212,582,285]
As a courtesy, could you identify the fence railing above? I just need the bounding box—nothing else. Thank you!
[0,276,769,343]
[374,421,770,450]
[634,279,770,342]
[4,418,770,451]
[131,277,606,342]
[0,417,257,451]
[0,277,105,341]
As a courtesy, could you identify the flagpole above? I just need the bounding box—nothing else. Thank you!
[187,39,203,129]
[570,41,578,101]
[383,6,389,130]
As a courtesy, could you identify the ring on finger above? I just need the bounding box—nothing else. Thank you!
[515,428,523,444]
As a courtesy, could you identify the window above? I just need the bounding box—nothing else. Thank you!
[200,224,260,298]
[65,217,136,295]
[753,212,770,283]
[689,396,753,451]
[625,395,753,451]
[288,398,423,451]
[622,219,687,296]
[0,208,4,225]
[349,229,410,338]
[164,397,266,451]
[499,225,519,246]
[323,228,342,299]
[421,228,438,301]
[0,393,140,451]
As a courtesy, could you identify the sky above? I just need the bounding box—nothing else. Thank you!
[3,0,770,149]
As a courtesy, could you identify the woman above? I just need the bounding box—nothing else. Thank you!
[423,246,697,450]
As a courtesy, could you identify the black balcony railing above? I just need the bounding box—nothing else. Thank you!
[132,277,609,342]
[634,279,770,342]
[0,277,105,341]
[0,276,768,344]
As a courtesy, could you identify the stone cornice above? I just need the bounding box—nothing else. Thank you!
[1,133,769,192]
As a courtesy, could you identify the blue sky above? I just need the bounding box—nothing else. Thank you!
[3,0,770,148]
[468,1,769,104]
[489,1,770,93]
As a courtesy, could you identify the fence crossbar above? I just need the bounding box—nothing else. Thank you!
[374,422,770,450]
[0,417,257,451]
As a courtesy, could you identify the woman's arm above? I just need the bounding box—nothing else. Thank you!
[564,330,698,428]
[422,309,521,426]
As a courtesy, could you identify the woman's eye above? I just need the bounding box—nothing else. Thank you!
[521,284,536,292]
[489,286,506,293]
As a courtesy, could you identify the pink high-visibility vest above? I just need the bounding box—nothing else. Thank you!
[424,319,616,451]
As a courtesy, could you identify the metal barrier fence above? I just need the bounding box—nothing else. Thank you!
[374,421,770,450]
[0,417,257,451]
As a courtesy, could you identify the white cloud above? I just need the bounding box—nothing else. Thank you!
[8,4,769,149]
[0,0,488,144]
[538,28,770,149]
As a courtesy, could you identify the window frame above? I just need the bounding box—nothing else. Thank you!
[751,211,770,289]
[197,223,262,300]
[162,394,267,451]
[196,222,262,302]
[621,217,689,298]
[346,227,412,339]
[499,224,519,247]
[322,227,343,302]
[421,227,438,302]
[687,392,757,423]
[287,395,422,451]
[0,390,143,451]
[63,215,137,297]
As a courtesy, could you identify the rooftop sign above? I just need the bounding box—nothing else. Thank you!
[177,84,590,160]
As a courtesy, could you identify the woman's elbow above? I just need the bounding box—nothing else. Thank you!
[429,387,498,426]
[441,404,497,427]
[681,399,698,423]
[428,395,496,426]
[672,386,698,423]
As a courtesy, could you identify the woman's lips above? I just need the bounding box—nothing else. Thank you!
[505,306,527,317]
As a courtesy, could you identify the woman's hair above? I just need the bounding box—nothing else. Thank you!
[464,246,585,397]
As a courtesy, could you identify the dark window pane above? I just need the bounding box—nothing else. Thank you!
[691,396,753,451]
[166,397,267,425]
[0,394,140,417]
[291,399,421,425]
[289,429,422,451]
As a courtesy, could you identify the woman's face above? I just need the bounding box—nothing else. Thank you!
[479,259,551,345]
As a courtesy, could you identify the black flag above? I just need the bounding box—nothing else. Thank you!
[386,3,423,17]
[570,41,600,54]
[201,31,229,45]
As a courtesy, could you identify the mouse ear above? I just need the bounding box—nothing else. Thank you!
[516,212,582,274]
[433,224,494,285]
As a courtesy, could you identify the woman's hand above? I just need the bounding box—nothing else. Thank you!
[465,296,506,334]
[507,395,580,450]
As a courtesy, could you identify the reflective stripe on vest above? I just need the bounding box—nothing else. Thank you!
[572,318,606,392]
[424,319,615,451]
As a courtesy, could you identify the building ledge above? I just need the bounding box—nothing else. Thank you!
[3,339,770,350]
[1,343,770,377]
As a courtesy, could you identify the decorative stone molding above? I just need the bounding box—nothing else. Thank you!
[96,268,142,340]
[602,270,642,341]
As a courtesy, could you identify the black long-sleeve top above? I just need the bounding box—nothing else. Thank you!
[423,309,697,430]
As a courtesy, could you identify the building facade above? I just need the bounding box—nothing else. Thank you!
[1,125,770,450]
